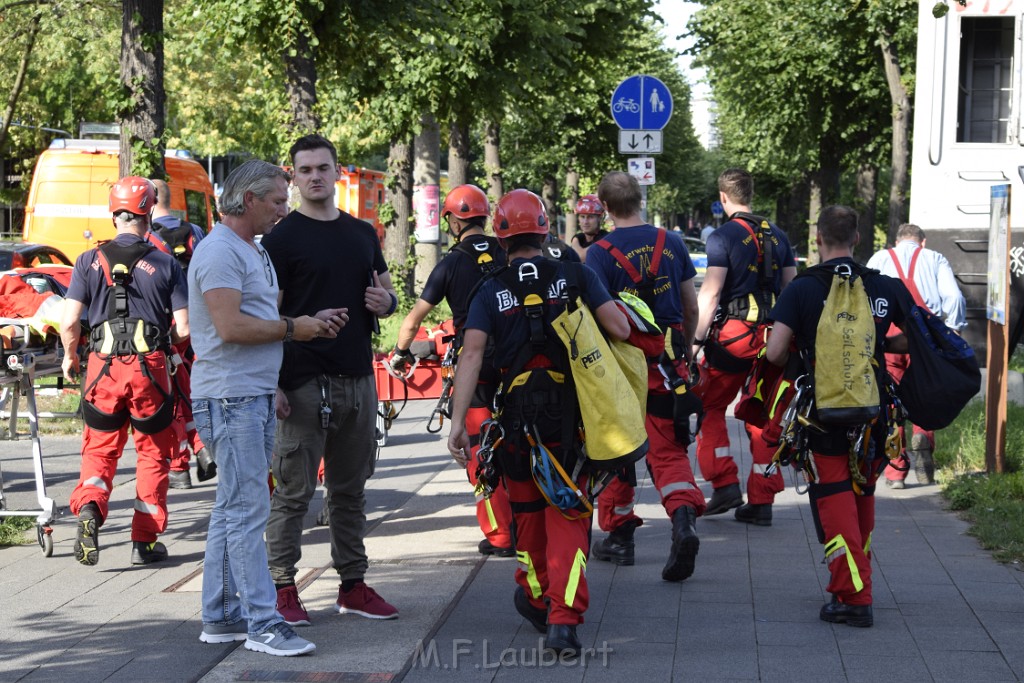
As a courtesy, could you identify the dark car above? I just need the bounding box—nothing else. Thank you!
[0,241,72,270]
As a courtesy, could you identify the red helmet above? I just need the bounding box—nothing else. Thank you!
[576,194,604,216]
[109,176,156,215]
[442,184,490,220]
[493,189,549,239]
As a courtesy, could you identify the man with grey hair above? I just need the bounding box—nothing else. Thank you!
[190,159,340,656]
[867,223,966,488]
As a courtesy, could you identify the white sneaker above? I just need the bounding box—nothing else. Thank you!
[199,620,248,643]
[244,622,315,657]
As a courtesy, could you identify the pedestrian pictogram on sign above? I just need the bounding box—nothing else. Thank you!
[627,157,656,186]
[611,75,674,131]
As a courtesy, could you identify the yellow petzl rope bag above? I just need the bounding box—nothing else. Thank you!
[811,263,879,425]
[553,295,648,470]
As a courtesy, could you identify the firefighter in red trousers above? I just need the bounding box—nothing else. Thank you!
[60,177,189,567]
[766,205,913,628]
[585,171,705,582]
[389,184,514,557]
[691,168,796,526]
[448,189,629,656]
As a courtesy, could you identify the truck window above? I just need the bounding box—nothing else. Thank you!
[185,189,210,233]
[957,16,1014,143]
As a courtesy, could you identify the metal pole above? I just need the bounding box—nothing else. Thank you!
[641,184,648,223]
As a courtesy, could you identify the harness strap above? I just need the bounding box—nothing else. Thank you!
[887,246,929,310]
[595,228,666,285]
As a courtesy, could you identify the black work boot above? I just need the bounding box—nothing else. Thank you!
[820,595,873,627]
[662,506,699,582]
[131,541,168,565]
[734,503,772,527]
[704,483,743,515]
[513,586,547,633]
[196,447,217,482]
[545,624,581,657]
[74,502,101,566]
[910,434,935,485]
[592,520,638,566]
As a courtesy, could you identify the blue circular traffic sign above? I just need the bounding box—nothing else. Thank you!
[611,75,674,130]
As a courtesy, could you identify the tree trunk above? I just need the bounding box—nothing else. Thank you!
[447,119,470,189]
[386,139,414,299]
[483,120,503,204]
[413,114,441,289]
[854,163,878,263]
[119,0,166,179]
[807,176,822,266]
[541,175,558,238]
[879,29,911,243]
[564,163,579,243]
[282,29,320,134]
[0,10,41,153]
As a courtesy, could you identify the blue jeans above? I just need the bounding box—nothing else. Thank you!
[193,395,282,636]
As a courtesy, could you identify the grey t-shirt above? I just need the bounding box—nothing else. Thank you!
[188,223,282,399]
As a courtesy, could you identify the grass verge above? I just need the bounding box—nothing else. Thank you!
[0,516,33,546]
[934,400,1024,565]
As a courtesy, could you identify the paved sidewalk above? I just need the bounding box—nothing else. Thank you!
[1,401,1021,682]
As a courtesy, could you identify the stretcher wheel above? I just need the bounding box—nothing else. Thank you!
[37,525,53,557]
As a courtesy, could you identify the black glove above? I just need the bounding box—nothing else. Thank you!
[389,347,415,376]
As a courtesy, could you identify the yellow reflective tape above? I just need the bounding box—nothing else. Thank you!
[824,534,864,593]
[133,321,151,353]
[768,380,792,419]
[863,531,872,556]
[484,498,498,532]
[517,550,543,599]
[100,322,114,354]
[564,548,587,608]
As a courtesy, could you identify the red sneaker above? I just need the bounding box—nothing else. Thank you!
[276,585,311,626]
[335,583,398,620]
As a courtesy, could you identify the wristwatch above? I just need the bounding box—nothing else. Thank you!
[282,317,294,342]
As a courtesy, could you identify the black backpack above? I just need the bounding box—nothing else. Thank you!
[897,305,981,430]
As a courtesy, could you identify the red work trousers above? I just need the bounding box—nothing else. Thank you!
[882,352,934,483]
[506,476,590,626]
[167,343,204,472]
[466,405,513,548]
[695,319,784,503]
[69,351,178,543]
[810,452,876,605]
[596,474,642,533]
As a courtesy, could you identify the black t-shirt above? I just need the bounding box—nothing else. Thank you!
[262,210,388,387]
[420,234,505,330]
[706,214,796,304]
[770,257,915,449]
[570,230,609,250]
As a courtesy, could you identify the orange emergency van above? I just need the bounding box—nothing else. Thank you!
[337,165,386,246]
[23,139,216,261]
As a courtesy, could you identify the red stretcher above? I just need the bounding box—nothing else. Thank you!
[374,319,455,446]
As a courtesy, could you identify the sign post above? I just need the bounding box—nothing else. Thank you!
[984,184,1010,474]
[611,75,673,222]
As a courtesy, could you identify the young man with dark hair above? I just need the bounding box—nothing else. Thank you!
[262,134,399,625]
[586,171,705,582]
[691,168,797,526]
[766,205,913,628]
